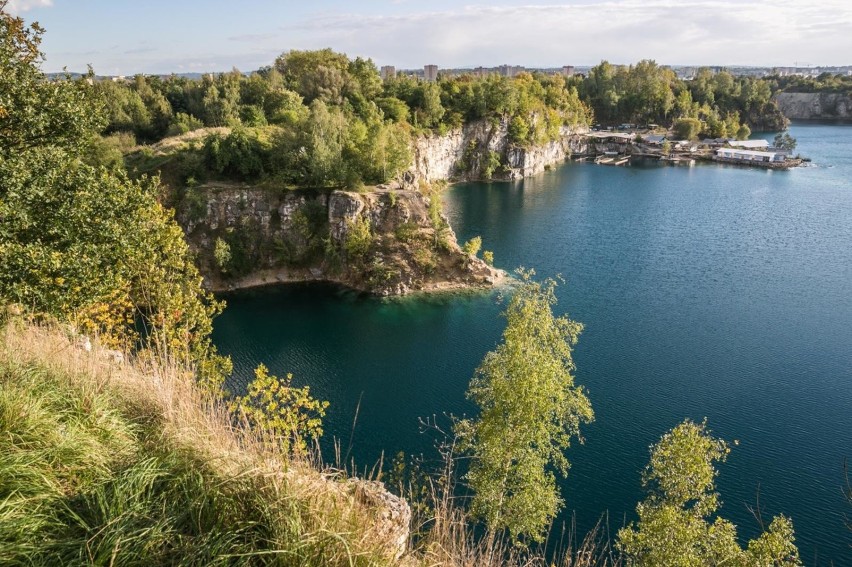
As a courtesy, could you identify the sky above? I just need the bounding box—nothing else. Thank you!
[7,0,852,75]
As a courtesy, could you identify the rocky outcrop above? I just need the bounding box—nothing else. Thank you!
[775,92,852,121]
[408,119,589,183]
[177,183,503,296]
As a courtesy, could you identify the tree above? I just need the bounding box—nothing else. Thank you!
[774,132,797,151]
[0,4,230,389]
[456,270,593,543]
[674,117,702,140]
[0,5,103,155]
[618,419,801,566]
[462,236,482,258]
[230,364,328,454]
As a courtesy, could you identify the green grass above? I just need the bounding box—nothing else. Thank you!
[0,324,395,566]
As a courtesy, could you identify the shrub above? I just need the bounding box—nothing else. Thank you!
[343,216,373,261]
[229,364,328,454]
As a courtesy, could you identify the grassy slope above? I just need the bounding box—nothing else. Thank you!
[0,321,402,566]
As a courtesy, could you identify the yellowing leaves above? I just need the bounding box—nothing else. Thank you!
[229,364,329,454]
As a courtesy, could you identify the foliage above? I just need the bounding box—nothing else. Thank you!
[674,117,702,140]
[213,237,232,273]
[167,111,204,136]
[230,364,328,454]
[0,7,229,389]
[774,132,797,151]
[617,419,801,566]
[483,250,494,266]
[581,61,786,132]
[456,270,593,544]
[462,236,482,257]
[0,13,104,155]
[343,215,373,261]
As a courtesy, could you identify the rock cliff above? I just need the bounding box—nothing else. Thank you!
[178,183,502,296]
[408,118,588,183]
[175,121,594,296]
[775,92,852,121]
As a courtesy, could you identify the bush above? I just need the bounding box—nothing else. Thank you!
[166,112,204,136]
[674,117,702,140]
[462,236,482,257]
[343,216,373,261]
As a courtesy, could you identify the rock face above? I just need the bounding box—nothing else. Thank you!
[178,183,502,296]
[775,92,852,121]
[176,120,593,296]
[408,118,589,183]
[348,480,411,560]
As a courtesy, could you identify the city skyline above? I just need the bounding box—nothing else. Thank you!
[8,0,852,75]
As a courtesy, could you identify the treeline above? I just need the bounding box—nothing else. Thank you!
[771,72,852,96]
[577,60,788,136]
[92,54,795,191]
[92,49,593,188]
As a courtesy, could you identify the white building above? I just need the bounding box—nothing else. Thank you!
[727,139,770,149]
[716,148,786,163]
[380,66,396,80]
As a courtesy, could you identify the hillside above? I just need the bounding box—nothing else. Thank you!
[0,319,410,565]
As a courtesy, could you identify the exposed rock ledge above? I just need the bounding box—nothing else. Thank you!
[407,118,589,183]
[179,183,505,297]
[775,92,852,121]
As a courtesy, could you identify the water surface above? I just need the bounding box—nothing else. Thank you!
[215,123,852,564]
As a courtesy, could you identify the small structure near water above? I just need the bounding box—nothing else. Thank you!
[713,147,802,169]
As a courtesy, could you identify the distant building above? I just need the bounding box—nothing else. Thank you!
[380,65,396,80]
[561,65,575,77]
[498,64,524,78]
[424,64,438,81]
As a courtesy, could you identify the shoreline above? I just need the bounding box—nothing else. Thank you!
[206,265,511,297]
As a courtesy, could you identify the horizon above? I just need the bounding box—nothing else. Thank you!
[7,0,852,76]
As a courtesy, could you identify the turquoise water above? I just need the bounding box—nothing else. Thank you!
[214,123,852,564]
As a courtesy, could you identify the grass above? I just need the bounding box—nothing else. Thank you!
[0,321,402,566]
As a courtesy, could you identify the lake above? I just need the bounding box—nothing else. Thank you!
[213,123,852,564]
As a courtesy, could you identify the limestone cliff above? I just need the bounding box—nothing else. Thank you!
[178,183,502,296]
[775,92,852,121]
[408,118,589,183]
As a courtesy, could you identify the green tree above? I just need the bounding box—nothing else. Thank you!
[456,270,593,543]
[618,419,801,566]
[774,132,797,151]
[0,8,103,155]
[0,5,230,389]
[462,236,482,257]
[230,364,329,454]
[674,117,702,140]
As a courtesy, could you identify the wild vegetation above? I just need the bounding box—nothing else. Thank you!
[0,4,817,564]
[770,72,852,96]
[577,61,787,136]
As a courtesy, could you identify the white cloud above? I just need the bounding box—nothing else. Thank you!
[5,0,53,14]
[273,1,852,68]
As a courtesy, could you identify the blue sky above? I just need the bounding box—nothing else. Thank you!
[8,0,852,75]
